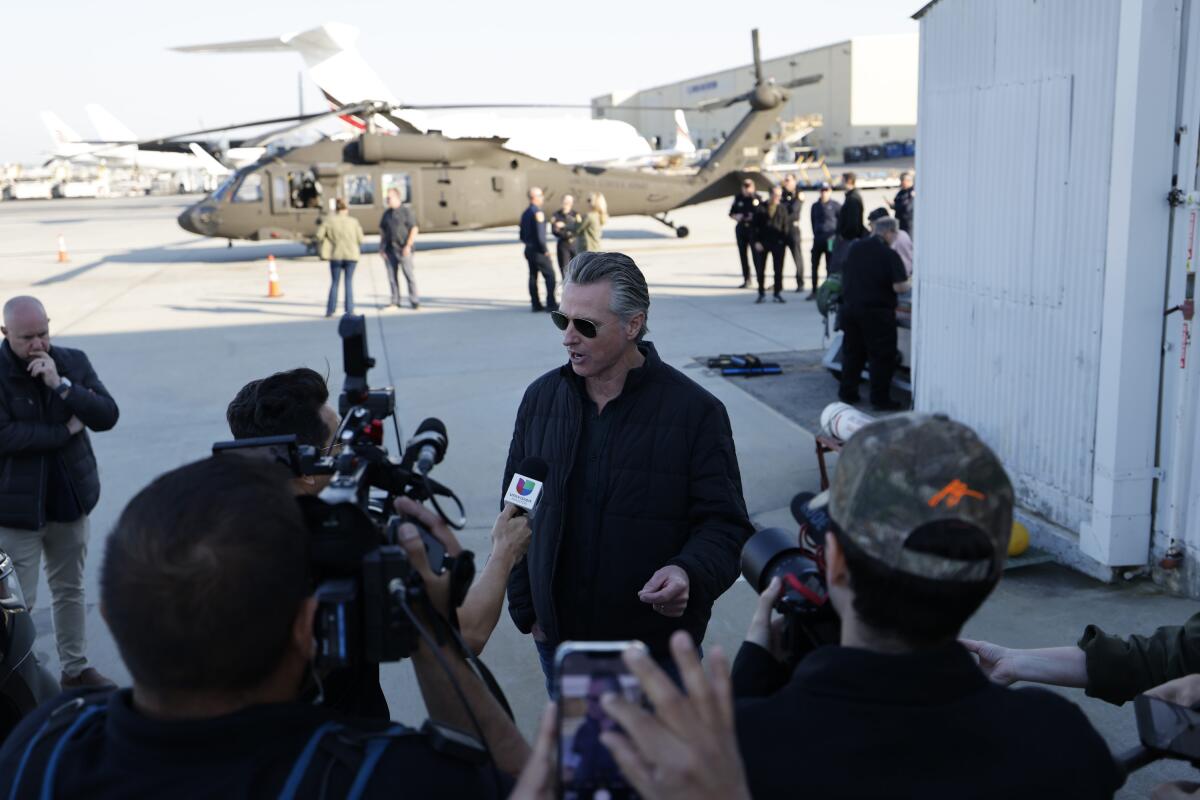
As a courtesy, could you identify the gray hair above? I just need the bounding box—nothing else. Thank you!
[564,251,650,341]
[872,216,899,236]
[528,186,543,200]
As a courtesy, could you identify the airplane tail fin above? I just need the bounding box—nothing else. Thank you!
[85,104,138,143]
[40,111,83,151]
[673,109,695,154]
[187,143,231,176]
[173,22,423,132]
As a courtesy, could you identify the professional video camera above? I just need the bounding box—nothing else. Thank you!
[213,314,474,670]
[740,492,840,665]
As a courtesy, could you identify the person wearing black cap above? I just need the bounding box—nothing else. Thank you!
[838,214,909,411]
[730,413,1121,800]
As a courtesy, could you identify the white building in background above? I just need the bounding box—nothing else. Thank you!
[591,35,918,160]
[913,0,1200,594]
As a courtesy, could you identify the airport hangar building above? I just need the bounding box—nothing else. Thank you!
[591,34,918,160]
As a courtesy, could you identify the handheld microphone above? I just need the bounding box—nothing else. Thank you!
[405,418,448,475]
[504,456,548,515]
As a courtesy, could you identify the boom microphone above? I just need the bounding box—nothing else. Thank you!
[505,456,548,515]
[405,418,448,475]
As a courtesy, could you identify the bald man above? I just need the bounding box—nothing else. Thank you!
[0,296,118,689]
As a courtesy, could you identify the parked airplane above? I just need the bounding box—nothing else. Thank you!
[41,108,230,176]
[173,22,655,165]
[586,109,708,169]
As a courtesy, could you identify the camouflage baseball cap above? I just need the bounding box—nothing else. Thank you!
[811,412,1014,582]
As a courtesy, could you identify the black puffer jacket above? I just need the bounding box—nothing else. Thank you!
[504,342,753,656]
[0,341,119,530]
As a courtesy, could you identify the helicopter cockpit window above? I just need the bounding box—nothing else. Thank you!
[343,174,375,206]
[381,173,411,203]
[232,172,263,203]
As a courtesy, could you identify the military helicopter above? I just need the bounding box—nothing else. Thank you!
[175,30,818,247]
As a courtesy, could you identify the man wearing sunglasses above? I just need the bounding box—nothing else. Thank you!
[503,251,754,692]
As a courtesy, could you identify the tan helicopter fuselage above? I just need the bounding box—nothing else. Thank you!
[178,121,775,244]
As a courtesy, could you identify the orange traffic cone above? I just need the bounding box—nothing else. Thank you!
[266,255,283,298]
[56,235,69,263]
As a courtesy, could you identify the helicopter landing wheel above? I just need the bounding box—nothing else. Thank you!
[675,226,689,238]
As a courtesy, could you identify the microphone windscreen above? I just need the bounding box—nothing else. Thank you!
[516,456,549,482]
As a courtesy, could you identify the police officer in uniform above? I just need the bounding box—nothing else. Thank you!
[780,174,805,293]
[519,187,558,312]
[551,194,582,278]
[728,179,761,288]
[838,215,910,411]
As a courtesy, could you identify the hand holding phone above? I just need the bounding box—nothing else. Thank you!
[555,641,647,800]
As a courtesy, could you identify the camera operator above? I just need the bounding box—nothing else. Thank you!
[0,456,527,797]
[226,369,531,672]
[731,413,1121,799]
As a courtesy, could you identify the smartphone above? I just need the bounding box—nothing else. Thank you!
[555,641,646,800]
[1135,693,1200,755]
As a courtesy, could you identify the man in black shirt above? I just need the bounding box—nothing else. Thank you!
[809,182,840,297]
[838,216,910,410]
[779,174,805,293]
[0,295,118,690]
[732,413,1122,800]
[751,185,789,304]
[504,252,753,693]
[728,179,761,289]
[890,171,915,236]
[0,456,526,798]
[551,194,583,278]
[836,171,867,242]
[379,187,420,309]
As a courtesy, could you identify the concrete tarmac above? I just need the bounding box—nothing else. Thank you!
[0,192,1192,796]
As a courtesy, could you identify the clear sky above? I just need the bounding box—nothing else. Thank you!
[1,0,918,164]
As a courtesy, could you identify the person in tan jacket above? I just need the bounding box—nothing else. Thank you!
[575,192,608,254]
[316,199,365,317]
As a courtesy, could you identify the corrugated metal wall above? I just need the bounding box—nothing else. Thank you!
[915,0,1121,533]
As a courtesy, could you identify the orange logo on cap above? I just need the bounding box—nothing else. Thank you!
[928,479,985,508]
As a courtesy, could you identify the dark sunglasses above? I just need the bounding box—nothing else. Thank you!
[550,310,606,339]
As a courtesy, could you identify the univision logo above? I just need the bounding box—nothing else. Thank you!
[516,478,539,496]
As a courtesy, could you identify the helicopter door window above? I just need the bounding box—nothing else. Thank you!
[291,172,320,209]
[381,172,411,203]
[232,172,263,203]
[343,174,375,206]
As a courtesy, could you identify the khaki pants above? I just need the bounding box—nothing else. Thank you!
[0,517,90,676]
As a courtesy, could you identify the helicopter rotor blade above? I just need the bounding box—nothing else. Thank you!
[752,28,764,85]
[78,106,370,150]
